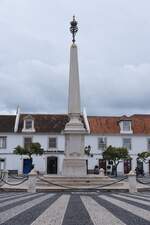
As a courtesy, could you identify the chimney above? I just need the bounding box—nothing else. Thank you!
[14,105,20,133]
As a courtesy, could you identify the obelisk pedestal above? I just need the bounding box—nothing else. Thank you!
[62,130,87,177]
[62,17,87,176]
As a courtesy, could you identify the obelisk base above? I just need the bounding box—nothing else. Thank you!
[62,158,87,177]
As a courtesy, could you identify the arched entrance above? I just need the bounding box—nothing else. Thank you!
[124,159,132,174]
[47,156,57,174]
[23,158,32,174]
[99,159,106,174]
[136,160,144,176]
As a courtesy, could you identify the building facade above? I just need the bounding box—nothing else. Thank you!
[0,112,150,175]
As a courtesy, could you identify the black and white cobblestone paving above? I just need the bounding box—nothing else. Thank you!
[0,191,150,225]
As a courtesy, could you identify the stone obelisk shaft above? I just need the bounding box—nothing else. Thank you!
[68,43,81,115]
[65,43,85,132]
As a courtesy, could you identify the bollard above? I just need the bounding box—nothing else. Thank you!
[99,168,105,177]
[128,170,137,193]
[3,170,8,182]
[28,169,37,193]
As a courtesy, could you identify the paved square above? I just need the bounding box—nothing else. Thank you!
[0,191,150,225]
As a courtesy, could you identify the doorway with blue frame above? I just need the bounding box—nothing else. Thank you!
[23,158,33,174]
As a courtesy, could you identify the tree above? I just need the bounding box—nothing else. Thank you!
[14,143,44,171]
[102,145,131,176]
[137,151,150,164]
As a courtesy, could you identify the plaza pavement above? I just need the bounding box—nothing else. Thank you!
[0,191,150,225]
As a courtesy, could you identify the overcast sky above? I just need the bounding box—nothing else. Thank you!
[0,0,150,116]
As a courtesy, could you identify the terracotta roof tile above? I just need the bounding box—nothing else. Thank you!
[88,116,120,134]
[88,115,150,135]
[0,115,15,132]
[1,113,150,135]
[18,114,69,133]
[131,114,150,134]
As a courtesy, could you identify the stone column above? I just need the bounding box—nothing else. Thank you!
[68,43,81,115]
[99,168,105,177]
[65,44,85,132]
[128,170,137,193]
[28,169,37,193]
[62,43,87,177]
[3,170,8,182]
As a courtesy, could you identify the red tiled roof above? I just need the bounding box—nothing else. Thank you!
[130,114,150,134]
[1,113,150,135]
[88,115,150,135]
[18,114,69,133]
[88,116,120,134]
[0,115,16,132]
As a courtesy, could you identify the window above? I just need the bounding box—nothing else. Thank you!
[25,120,32,129]
[147,139,150,151]
[22,115,35,132]
[49,137,57,148]
[98,137,107,150]
[119,120,133,134]
[123,121,131,132]
[123,138,131,150]
[24,137,32,150]
[0,137,7,149]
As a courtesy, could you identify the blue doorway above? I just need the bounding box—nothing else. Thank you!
[23,158,32,174]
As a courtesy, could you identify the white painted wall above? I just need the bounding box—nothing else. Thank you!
[85,134,150,174]
[0,133,150,174]
[0,133,65,174]
[0,133,65,153]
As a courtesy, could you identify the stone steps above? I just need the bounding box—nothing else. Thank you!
[43,175,111,180]
[36,176,124,187]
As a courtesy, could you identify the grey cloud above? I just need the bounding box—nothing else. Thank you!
[0,0,150,116]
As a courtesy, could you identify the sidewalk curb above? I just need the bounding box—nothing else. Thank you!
[0,187,150,193]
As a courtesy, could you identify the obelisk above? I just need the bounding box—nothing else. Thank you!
[62,16,87,176]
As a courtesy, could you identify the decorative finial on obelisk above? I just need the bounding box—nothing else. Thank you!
[65,15,85,126]
[70,15,78,43]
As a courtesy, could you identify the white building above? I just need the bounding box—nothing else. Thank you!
[0,17,150,176]
[0,112,150,175]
